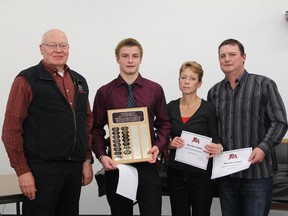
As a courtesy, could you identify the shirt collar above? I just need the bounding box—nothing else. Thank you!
[237,70,248,85]
[225,70,248,88]
[41,60,70,76]
[115,73,144,88]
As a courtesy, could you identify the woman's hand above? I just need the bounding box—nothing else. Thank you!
[169,137,185,149]
[204,143,223,158]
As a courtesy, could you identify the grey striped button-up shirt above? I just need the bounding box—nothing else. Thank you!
[208,70,288,179]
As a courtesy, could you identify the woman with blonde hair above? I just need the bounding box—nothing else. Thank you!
[167,61,222,216]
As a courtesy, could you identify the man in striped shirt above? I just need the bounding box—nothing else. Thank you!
[207,38,288,216]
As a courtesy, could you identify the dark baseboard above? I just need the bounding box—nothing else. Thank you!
[271,202,288,211]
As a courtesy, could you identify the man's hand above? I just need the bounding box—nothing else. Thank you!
[249,147,266,164]
[18,172,36,200]
[148,146,159,163]
[100,156,118,170]
[82,162,93,186]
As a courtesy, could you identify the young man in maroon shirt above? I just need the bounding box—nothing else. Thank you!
[92,38,171,216]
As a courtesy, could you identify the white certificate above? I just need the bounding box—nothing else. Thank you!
[211,147,252,179]
[175,131,212,170]
[116,164,138,201]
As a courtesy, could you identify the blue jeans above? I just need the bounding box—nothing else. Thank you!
[218,176,272,216]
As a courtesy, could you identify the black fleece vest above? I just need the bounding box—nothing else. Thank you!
[18,62,89,163]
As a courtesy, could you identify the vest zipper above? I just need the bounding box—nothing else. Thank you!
[68,81,79,160]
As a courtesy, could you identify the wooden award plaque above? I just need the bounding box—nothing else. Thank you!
[107,107,152,164]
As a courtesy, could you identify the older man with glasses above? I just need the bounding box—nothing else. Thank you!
[2,28,94,216]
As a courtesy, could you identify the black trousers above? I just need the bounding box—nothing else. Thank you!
[105,162,162,216]
[167,167,214,216]
[22,161,83,216]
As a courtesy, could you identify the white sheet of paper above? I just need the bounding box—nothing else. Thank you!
[116,164,138,201]
[175,131,212,170]
[211,147,252,179]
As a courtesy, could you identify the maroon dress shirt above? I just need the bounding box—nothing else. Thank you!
[92,73,171,159]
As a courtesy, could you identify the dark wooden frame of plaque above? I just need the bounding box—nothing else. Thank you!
[107,107,152,164]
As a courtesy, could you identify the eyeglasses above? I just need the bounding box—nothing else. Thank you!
[41,43,69,50]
